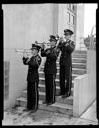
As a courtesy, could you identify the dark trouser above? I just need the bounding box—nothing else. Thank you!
[60,65,72,95]
[27,81,39,111]
[45,73,56,104]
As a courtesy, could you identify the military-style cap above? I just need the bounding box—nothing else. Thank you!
[64,29,74,35]
[49,35,57,42]
[31,42,41,51]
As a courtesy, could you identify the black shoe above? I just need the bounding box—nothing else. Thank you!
[56,92,63,96]
[46,102,53,106]
[23,108,31,112]
[62,92,71,98]
[42,101,48,104]
[29,109,37,113]
[67,92,71,97]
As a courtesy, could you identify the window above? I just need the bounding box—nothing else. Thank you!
[67,12,70,23]
[72,15,75,24]
[67,4,71,10]
[71,15,73,24]
[67,4,69,9]
[67,12,75,25]
[72,5,75,11]
[69,4,71,10]
[73,15,75,24]
[71,4,73,10]
[70,4,75,11]
[70,15,75,25]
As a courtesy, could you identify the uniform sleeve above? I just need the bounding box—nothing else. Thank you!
[41,49,47,57]
[41,48,59,60]
[37,56,42,66]
[22,57,29,65]
[28,56,42,68]
[64,41,75,54]
[57,41,63,50]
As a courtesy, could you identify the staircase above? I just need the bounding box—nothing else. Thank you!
[16,50,87,116]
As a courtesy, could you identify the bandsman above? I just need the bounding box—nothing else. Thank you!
[57,29,75,98]
[41,35,59,105]
[22,43,41,112]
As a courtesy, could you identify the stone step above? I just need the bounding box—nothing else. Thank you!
[41,66,86,71]
[56,62,86,69]
[38,84,74,96]
[39,102,73,116]
[16,97,73,115]
[72,68,86,74]
[39,71,82,80]
[21,87,74,101]
[39,92,73,105]
[40,67,86,75]
[42,62,86,69]
[16,97,42,108]
[57,58,87,63]
[56,95,73,105]
[72,54,87,58]
[72,58,87,63]
[39,77,74,87]
[73,50,87,54]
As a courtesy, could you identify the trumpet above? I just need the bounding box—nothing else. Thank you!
[54,35,65,48]
[15,49,32,53]
[56,35,65,42]
[15,49,33,59]
[40,42,51,50]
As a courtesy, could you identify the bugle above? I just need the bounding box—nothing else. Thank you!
[15,49,32,53]
[54,34,64,48]
[15,49,33,58]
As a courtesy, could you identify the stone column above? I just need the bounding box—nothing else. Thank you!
[52,4,59,35]
[75,4,85,50]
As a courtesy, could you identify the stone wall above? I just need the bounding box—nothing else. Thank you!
[3,4,55,109]
[73,50,96,116]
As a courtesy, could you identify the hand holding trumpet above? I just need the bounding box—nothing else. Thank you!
[15,49,32,59]
[41,42,45,49]
[23,49,28,58]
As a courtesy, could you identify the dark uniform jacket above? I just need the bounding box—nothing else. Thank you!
[41,46,59,75]
[23,55,41,82]
[58,40,75,67]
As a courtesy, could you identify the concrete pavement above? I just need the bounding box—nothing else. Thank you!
[2,100,98,125]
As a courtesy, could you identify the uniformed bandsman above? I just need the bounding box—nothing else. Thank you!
[22,43,41,112]
[57,29,75,98]
[41,35,59,105]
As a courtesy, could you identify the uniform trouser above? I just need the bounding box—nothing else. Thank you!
[45,73,56,103]
[59,65,72,95]
[27,81,39,110]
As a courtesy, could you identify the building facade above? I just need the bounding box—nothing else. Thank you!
[58,4,85,49]
[58,4,77,41]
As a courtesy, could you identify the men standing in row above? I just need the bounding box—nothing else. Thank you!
[57,29,75,98]
[41,35,59,105]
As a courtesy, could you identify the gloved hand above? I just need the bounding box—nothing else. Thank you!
[41,42,45,49]
[46,50,51,54]
[23,50,28,58]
